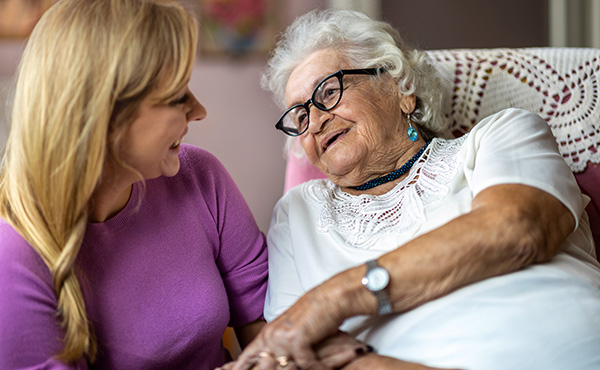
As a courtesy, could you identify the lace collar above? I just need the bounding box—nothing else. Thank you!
[302,136,465,249]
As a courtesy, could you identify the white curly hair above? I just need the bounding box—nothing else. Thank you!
[261,9,450,147]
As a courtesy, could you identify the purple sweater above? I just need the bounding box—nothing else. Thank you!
[0,145,268,369]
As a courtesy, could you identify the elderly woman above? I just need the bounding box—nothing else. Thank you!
[229,9,600,370]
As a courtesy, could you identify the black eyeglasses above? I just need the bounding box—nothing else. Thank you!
[275,68,383,136]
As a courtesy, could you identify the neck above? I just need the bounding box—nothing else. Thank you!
[89,183,133,223]
[89,161,136,223]
[347,140,430,193]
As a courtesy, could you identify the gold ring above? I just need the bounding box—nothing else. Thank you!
[257,351,274,360]
[276,355,291,367]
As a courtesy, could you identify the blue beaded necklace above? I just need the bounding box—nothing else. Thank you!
[349,141,430,191]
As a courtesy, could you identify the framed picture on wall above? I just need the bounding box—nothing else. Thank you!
[0,0,54,38]
[197,0,278,58]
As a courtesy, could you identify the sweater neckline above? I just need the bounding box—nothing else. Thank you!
[86,183,141,233]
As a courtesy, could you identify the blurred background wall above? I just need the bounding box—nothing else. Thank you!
[0,0,596,232]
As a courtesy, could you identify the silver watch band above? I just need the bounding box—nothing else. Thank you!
[374,290,392,315]
[364,260,393,315]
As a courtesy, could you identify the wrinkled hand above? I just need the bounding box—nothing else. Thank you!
[313,331,372,369]
[231,288,345,370]
[218,332,370,370]
[342,353,463,370]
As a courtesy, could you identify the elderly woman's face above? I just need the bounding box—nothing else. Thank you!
[286,49,412,187]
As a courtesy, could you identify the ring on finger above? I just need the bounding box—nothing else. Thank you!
[276,355,291,367]
[257,351,274,360]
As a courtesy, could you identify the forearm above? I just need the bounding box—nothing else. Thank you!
[325,184,575,317]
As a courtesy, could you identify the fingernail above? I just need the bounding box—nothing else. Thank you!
[366,345,375,353]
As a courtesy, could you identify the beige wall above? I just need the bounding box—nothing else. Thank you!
[382,0,548,49]
[184,0,327,232]
[0,0,550,232]
[186,60,286,232]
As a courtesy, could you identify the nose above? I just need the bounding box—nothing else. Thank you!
[187,92,207,122]
[306,104,331,134]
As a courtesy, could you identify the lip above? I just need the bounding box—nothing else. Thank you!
[320,128,350,153]
[170,126,189,149]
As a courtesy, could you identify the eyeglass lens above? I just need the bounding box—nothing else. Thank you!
[279,74,342,136]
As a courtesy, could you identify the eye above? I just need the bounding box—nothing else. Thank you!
[296,112,308,130]
[315,78,340,107]
[170,93,190,106]
[324,87,339,99]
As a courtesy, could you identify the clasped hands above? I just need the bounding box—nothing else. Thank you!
[216,331,374,370]
[215,287,453,370]
[215,283,461,370]
[217,331,447,370]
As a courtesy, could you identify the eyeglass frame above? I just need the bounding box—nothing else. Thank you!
[275,68,385,136]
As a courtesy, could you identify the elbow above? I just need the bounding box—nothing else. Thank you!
[473,184,574,269]
[519,225,556,264]
[506,205,566,265]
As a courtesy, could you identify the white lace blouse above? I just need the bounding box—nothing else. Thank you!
[265,108,600,370]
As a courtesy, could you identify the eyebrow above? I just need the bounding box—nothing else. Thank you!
[288,72,333,107]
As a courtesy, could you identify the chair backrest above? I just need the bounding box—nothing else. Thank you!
[283,48,600,256]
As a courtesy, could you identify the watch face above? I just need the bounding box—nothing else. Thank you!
[365,267,389,291]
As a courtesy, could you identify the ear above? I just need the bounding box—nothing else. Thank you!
[399,94,416,115]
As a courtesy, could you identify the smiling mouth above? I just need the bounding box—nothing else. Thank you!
[322,129,350,152]
[171,128,188,149]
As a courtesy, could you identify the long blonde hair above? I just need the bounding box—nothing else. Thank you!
[0,0,197,362]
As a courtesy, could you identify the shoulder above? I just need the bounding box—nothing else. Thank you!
[469,108,551,140]
[179,144,227,174]
[287,178,333,206]
[481,107,545,123]
[0,221,43,268]
[272,179,338,229]
[173,144,236,192]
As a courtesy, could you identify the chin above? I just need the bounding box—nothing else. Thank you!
[160,160,181,178]
[159,149,182,177]
[321,146,361,173]
[163,166,180,178]
[321,159,355,178]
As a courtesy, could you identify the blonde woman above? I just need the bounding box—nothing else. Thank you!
[0,0,269,368]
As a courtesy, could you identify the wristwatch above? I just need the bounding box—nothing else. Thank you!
[361,259,392,315]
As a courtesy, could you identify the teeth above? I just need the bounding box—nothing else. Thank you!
[170,139,181,149]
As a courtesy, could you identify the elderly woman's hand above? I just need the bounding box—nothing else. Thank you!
[312,331,374,368]
[230,288,339,369]
[219,345,459,370]
[230,286,368,370]
[222,331,370,370]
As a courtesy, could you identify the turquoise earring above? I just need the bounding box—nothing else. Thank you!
[407,113,418,141]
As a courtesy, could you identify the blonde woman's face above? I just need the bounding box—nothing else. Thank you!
[117,85,206,180]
